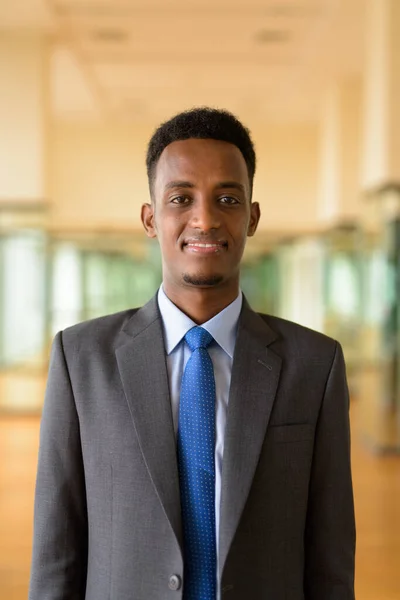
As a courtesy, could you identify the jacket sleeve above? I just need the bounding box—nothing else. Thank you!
[304,341,356,599]
[29,331,88,600]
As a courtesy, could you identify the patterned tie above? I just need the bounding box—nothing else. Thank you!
[177,326,217,600]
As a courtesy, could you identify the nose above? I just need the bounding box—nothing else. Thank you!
[189,198,221,231]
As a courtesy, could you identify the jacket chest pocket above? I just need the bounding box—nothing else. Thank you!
[266,423,314,444]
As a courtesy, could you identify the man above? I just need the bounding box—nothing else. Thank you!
[29,107,356,599]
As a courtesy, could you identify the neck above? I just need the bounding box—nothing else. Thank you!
[163,279,240,324]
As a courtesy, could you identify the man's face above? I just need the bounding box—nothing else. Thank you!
[142,138,260,291]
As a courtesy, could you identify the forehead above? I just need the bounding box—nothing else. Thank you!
[154,138,249,191]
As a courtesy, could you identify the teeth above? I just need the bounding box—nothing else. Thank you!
[187,243,221,247]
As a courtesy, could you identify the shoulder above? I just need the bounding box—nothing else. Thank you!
[257,312,339,366]
[258,312,336,348]
[59,308,140,356]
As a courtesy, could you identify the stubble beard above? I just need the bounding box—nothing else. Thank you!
[182,273,224,287]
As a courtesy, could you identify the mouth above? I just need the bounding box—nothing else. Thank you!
[182,240,228,255]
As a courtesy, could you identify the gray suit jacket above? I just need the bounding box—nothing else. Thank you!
[29,295,355,600]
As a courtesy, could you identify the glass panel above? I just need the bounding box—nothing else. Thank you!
[275,239,325,332]
[1,230,46,367]
[51,243,83,335]
[83,251,108,320]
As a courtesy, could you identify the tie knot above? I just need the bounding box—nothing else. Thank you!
[185,326,213,352]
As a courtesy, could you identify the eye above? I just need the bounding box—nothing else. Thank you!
[219,196,239,205]
[171,195,190,205]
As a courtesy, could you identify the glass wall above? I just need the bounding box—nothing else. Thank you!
[50,238,162,335]
[323,225,363,385]
[0,228,162,413]
[241,253,279,314]
[0,229,48,369]
[275,237,325,333]
[0,213,399,444]
[357,189,400,450]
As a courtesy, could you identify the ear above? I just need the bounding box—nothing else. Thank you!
[247,202,261,237]
[141,202,157,238]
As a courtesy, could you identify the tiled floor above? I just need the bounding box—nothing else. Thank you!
[0,382,399,599]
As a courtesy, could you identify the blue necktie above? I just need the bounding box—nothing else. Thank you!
[177,326,217,600]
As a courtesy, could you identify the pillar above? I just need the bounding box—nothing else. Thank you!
[318,79,363,224]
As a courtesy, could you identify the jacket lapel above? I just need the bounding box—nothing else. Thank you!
[115,296,182,549]
[219,300,282,577]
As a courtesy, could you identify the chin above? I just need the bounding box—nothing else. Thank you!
[182,273,224,287]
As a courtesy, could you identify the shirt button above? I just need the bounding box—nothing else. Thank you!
[168,574,182,591]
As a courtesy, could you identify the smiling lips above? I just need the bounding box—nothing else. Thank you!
[184,241,227,254]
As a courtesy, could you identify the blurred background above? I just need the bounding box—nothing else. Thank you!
[0,0,399,598]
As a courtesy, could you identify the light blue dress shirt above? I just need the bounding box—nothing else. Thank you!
[157,285,242,595]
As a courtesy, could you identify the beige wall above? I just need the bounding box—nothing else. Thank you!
[50,120,154,229]
[50,119,320,233]
[253,123,320,232]
[361,0,400,189]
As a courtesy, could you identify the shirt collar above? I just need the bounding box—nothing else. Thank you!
[157,285,242,358]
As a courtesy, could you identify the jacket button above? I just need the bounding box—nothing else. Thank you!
[168,574,182,591]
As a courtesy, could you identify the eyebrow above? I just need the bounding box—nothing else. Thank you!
[164,180,195,191]
[216,181,246,194]
[164,180,246,193]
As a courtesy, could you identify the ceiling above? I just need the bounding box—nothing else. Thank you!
[0,0,366,123]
